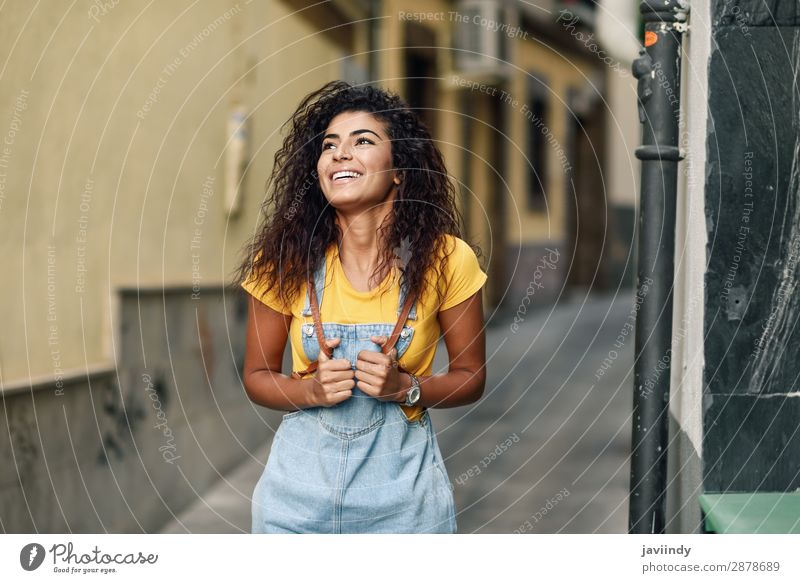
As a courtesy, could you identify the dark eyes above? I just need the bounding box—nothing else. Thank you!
[322,137,374,150]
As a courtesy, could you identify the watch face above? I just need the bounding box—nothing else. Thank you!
[407,385,421,405]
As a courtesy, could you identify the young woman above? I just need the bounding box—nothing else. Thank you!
[236,81,487,533]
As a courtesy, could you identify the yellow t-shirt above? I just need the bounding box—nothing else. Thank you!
[241,234,488,422]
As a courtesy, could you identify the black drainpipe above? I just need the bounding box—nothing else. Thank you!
[628,0,689,534]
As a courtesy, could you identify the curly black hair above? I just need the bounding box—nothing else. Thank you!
[233,80,479,313]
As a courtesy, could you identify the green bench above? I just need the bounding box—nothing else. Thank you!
[699,492,800,533]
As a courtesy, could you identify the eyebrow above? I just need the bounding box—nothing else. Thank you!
[322,129,382,141]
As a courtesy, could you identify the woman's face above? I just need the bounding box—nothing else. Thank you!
[317,110,399,213]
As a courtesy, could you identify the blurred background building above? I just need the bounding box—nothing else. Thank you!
[0,0,641,532]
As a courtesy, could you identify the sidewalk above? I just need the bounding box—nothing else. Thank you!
[159,291,634,533]
[159,443,268,533]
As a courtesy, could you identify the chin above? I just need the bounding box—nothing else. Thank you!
[324,177,396,207]
[326,189,379,209]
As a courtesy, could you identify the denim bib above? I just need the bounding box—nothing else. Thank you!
[251,256,456,533]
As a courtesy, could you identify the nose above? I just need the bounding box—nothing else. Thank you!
[332,142,352,161]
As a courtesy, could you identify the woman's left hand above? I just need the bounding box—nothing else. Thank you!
[355,335,406,402]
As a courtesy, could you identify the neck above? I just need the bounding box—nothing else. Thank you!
[334,192,398,287]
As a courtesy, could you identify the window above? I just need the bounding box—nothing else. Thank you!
[404,22,438,135]
[526,74,549,212]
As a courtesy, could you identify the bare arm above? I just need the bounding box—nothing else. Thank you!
[242,294,355,411]
[403,289,486,409]
[242,294,316,411]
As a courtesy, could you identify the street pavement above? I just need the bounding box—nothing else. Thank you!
[159,291,635,533]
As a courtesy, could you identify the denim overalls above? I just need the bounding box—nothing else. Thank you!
[251,256,457,533]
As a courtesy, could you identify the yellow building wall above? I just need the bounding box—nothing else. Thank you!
[509,43,598,247]
[1,0,608,383]
[0,0,344,383]
[381,1,602,252]
[382,0,490,248]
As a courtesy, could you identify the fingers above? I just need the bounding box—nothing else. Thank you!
[315,377,354,407]
[353,371,382,398]
[357,350,390,365]
[361,335,399,364]
[355,357,394,376]
[354,368,383,387]
[318,338,351,370]
[314,337,356,407]
[331,379,356,393]
[314,335,403,407]
[329,388,353,405]
[370,335,391,352]
[357,348,397,376]
[356,337,401,402]
[317,337,338,362]
[321,368,356,383]
[354,374,401,402]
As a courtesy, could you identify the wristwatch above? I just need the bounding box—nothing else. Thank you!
[403,373,421,406]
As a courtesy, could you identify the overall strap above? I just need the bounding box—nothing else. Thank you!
[290,274,328,380]
[290,252,328,379]
[290,277,418,380]
[388,291,417,375]
[308,277,332,359]
[384,291,416,356]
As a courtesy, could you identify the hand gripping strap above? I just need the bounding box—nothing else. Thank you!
[290,277,417,380]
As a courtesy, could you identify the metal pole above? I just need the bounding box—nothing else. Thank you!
[628,0,689,534]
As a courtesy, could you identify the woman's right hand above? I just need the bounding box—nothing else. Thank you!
[311,338,355,407]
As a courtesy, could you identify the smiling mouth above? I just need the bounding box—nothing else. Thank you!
[331,171,363,185]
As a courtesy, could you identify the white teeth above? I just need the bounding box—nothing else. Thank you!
[332,171,362,181]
